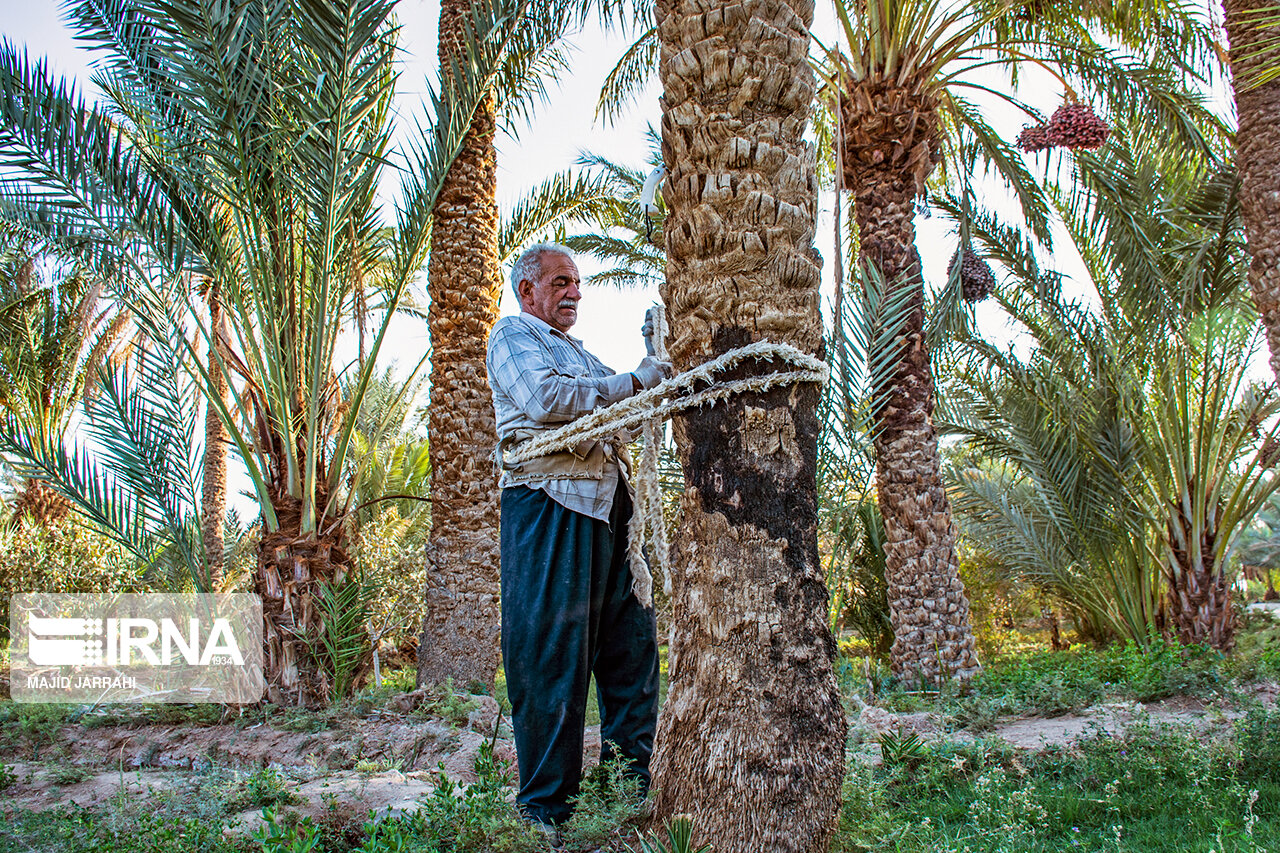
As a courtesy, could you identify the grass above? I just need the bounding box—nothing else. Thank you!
[832,709,1280,852]
[5,709,1274,852]
[841,634,1272,731]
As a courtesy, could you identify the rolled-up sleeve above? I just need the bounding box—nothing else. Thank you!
[488,323,632,425]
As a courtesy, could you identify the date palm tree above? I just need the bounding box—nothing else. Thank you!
[823,0,1222,683]
[415,0,512,691]
[0,243,125,528]
[0,0,561,706]
[1225,2,1280,386]
[418,0,641,690]
[650,2,846,850]
[947,123,1272,651]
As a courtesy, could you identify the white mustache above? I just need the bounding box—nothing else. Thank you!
[558,299,578,309]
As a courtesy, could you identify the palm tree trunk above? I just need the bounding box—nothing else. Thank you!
[1226,0,1280,384]
[1165,512,1236,650]
[258,490,355,707]
[202,284,228,587]
[651,2,846,850]
[842,78,980,684]
[416,0,503,691]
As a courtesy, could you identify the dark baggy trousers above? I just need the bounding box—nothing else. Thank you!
[500,482,659,826]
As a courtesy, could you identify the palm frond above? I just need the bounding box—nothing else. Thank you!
[595,25,657,126]
[499,170,622,264]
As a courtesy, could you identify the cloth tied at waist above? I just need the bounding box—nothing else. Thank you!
[496,428,633,485]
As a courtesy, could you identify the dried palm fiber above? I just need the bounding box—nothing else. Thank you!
[948,245,996,303]
[1046,103,1110,149]
[627,304,670,607]
[1016,124,1051,153]
[499,337,828,608]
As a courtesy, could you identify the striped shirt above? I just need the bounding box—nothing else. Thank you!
[487,312,634,521]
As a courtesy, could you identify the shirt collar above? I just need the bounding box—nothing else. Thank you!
[519,310,582,343]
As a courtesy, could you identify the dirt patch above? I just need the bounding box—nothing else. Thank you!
[0,693,613,833]
[0,694,516,776]
[845,690,1270,765]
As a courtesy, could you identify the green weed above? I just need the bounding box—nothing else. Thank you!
[352,740,539,853]
[223,766,303,814]
[559,754,647,851]
[256,808,323,853]
[832,713,1280,852]
[48,763,93,786]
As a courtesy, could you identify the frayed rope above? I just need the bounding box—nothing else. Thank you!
[503,325,827,608]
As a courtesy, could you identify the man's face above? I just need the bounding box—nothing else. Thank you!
[519,252,581,333]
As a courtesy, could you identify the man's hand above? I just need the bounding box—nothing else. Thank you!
[631,356,674,392]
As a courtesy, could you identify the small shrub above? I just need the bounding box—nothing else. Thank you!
[354,740,539,853]
[415,677,480,727]
[1234,705,1280,784]
[876,728,926,769]
[255,808,323,853]
[0,702,74,758]
[350,507,431,656]
[48,763,92,786]
[223,767,302,814]
[560,754,646,850]
[1230,613,1280,680]
[0,763,16,791]
[631,814,711,853]
[353,756,397,775]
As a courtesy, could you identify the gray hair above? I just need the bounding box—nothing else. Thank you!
[510,242,575,305]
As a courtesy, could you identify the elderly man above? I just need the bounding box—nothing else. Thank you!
[487,242,671,832]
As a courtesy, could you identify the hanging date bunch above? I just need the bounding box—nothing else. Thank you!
[949,245,996,303]
[1016,102,1110,153]
[1015,124,1050,153]
[1047,103,1110,149]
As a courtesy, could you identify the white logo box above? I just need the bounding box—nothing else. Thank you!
[10,593,264,704]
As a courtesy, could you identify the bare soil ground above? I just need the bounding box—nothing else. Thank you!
[0,690,609,838]
[2,684,1274,836]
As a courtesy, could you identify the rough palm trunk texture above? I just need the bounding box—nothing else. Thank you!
[1226,0,1280,385]
[202,289,228,587]
[1166,511,1235,650]
[258,491,352,707]
[417,0,502,690]
[841,77,980,684]
[652,2,846,851]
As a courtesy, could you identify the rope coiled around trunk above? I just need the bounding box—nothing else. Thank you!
[502,330,828,607]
